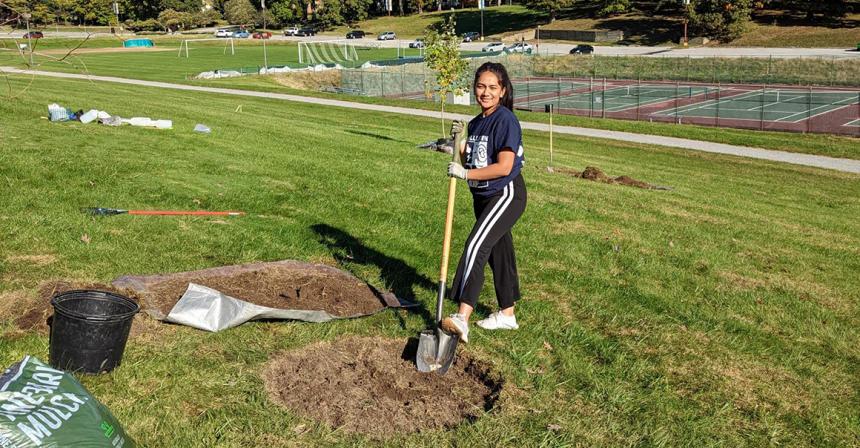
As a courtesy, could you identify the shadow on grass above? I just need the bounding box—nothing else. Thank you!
[751,10,860,29]
[311,223,436,327]
[344,129,406,142]
[425,9,547,36]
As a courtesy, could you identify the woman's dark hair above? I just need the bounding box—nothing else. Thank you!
[473,62,514,110]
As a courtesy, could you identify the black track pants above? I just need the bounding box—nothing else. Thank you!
[450,174,527,309]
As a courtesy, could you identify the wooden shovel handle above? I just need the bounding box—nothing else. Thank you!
[439,130,461,282]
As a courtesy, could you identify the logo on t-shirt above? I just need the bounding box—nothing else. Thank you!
[476,138,488,168]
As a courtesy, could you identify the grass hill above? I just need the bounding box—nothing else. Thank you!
[326,5,860,47]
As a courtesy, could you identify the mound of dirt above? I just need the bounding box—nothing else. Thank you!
[557,166,672,190]
[263,337,503,439]
[9,281,138,332]
[114,261,391,319]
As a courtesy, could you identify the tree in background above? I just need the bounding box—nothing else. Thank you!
[158,8,194,31]
[409,0,426,14]
[342,0,373,24]
[777,0,848,21]
[193,8,223,26]
[224,0,256,24]
[160,0,201,12]
[423,15,468,137]
[71,0,115,25]
[52,0,79,24]
[522,0,573,22]
[270,0,304,24]
[315,0,342,26]
[257,7,275,26]
[687,0,754,41]
[597,0,630,16]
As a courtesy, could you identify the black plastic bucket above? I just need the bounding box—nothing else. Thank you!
[49,290,139,374]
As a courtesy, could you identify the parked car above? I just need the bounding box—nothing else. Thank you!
[22,31,44,39]
[409,38,425,48]
[295,27,316,36]
[284,25,299,36]
[505,42,533,54]
[253,31,272,39]
[570,44,594,55]
[234,30,250,38]
[378,31,396,40]
[346,30,366,39]
[481,41,504,52]
[462,31,480,42]
[215,28,235,38]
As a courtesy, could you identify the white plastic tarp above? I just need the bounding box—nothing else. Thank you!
[165,283,339,332]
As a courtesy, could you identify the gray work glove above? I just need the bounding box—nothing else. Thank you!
[447,162,468,180]
[450,120,465,136]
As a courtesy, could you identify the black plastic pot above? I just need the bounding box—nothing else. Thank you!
[49,290,139,374]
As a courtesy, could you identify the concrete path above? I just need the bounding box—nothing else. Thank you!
[4,66,859,174]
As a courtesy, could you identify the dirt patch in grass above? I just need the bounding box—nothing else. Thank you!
[0,280,141,334]
[4,254,57,266]
[38,47,174,55]
[271,70,341,91]
[115,261,390,319]
[556,166,672,190]
[263,336,503,439]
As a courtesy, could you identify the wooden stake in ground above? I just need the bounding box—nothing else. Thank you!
[546,104,554,173]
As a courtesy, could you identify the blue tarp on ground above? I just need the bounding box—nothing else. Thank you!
[123,38,154,48]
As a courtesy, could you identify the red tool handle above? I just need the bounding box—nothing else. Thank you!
[127,210,245,216]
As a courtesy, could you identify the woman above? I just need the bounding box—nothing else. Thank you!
[441,62,527,343]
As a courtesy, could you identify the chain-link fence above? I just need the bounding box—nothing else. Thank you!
[339,54,860,136]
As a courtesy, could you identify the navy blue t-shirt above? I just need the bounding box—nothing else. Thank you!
[464,106,525,197]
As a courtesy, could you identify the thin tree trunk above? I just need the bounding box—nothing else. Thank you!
[441,101,446,137]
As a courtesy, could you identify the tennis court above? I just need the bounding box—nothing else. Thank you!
[652,89,860,123]
[516,83,713,113]
[358,71,860,135]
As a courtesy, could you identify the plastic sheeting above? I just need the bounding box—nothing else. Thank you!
[112,260,417,331]
[165,283,350,331]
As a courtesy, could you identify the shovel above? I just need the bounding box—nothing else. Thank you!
[83,207,245,216]
[416,128,462,374]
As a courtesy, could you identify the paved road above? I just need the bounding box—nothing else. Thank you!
[3,66,859,174]
[2,29,857,59]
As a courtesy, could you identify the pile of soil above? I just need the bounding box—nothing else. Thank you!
[11,281,138,332]
[557,166,672,190]
[116,262,389,318]
[263,337,503,439]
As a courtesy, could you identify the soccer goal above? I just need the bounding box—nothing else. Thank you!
[298,40,363,65]
[178,38,235,58]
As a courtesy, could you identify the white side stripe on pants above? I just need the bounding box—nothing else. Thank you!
[458,180,515,298]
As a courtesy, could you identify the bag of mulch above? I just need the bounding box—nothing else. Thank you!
[0,356,135,448]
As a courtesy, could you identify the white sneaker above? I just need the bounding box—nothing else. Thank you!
[476,312,519,330]
[440,313,469,343]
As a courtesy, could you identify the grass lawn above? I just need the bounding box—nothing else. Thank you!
[194,75,860,160]
[731,12,860,48]
[1,74,859,447]
[0,39,406,81]
[2,39,857,159]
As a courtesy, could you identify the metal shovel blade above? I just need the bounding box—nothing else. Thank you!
[416,327,458,374]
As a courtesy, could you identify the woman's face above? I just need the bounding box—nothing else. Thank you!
[474,70,506,113]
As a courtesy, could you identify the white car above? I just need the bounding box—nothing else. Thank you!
[409,38,424,48]
[378,31,396,40]
[505,42,533,54]
[283,25,299,36]
[481,42,504,52]
[214,28,234,38]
